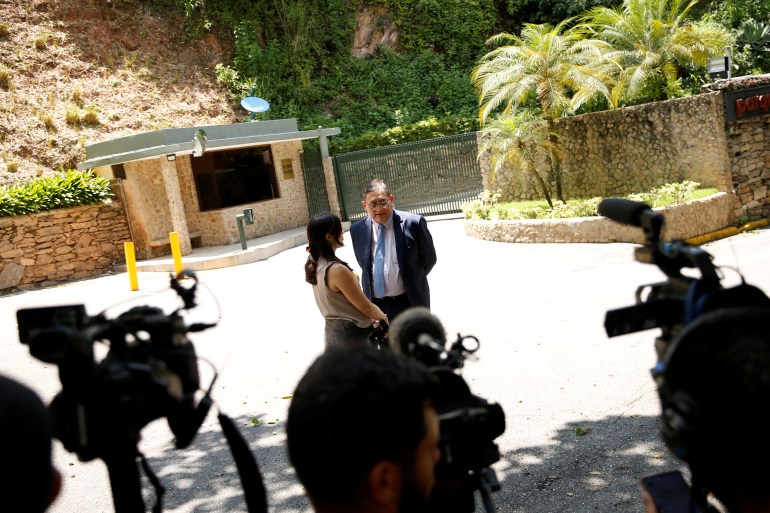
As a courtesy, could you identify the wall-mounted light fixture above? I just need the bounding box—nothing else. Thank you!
[167,154,176,161]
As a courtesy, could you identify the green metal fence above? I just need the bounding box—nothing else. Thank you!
[333,132,482,221]
[301,150,330,217]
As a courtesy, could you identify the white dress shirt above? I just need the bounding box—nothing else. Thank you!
[371,215,406,298]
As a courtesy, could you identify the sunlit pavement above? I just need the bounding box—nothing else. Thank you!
[1,218,768,513]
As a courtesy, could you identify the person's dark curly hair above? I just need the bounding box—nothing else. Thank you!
[287,347,440,507]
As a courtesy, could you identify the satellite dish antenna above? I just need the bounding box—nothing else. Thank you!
[241,96,270,121]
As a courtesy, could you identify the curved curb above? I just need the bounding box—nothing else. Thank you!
[464,193,736,244]
[685,218,770,245]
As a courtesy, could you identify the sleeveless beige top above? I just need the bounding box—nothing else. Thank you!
[313,257,372,328]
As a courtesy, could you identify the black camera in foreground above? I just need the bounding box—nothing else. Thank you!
[17,271,266,513]
[599,198,770,356]
[388,307,506,513]
[601,199,770,512]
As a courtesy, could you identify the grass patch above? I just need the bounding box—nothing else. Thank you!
[463,182,719,221]
[65,105,80,125]
[498,187,718,212]
[33,33,49,50]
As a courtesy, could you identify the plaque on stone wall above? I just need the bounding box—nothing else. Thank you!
[725,85,770,122]
[281,158,294,179]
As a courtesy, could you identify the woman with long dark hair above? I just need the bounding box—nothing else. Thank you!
[305,212,388,348]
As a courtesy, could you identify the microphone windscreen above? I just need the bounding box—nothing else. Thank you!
[598,198,651,227]
[388,307,446,356]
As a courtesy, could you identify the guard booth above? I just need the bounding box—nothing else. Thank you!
[77,119,340,260]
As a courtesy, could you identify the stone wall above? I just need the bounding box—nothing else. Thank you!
[702,75,770,219]
[484,92,733,202]
[465,192,733,244]
[0,198,130,293]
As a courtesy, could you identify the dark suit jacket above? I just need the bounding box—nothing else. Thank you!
[350,209,437,308]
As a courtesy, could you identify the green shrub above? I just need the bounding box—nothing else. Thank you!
[651,181,700,206]
[547,198,602,218]
[461,190,500,220]
[626,191,656,205]
[0,170,113,217]
[329,114,478,154]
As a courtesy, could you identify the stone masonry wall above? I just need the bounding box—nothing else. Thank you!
[484,92,733,202]
[704,74,770,220]
[0,198,130,294]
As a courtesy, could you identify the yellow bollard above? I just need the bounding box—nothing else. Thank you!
[168,232,184,275]
[123,241,139,291]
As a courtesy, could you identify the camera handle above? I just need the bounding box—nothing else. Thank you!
[101,414,267,513]
[103,444,152,513]
[475,467,500,513]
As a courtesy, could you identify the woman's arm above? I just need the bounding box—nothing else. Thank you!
[327,264,388,322]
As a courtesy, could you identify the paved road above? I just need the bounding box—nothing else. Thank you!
[1,218,769,513]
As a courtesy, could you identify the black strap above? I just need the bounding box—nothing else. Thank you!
[218,413,268,513]
[138,451,165,513]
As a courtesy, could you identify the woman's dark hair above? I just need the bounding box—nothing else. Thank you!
[304,212,353,285]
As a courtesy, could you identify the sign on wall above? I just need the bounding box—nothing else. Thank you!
[724,85,770,122]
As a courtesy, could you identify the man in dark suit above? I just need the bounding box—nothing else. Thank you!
[350,179,437,324]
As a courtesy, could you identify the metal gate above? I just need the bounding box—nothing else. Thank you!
[301,149,330,217]
[333,132,482,221]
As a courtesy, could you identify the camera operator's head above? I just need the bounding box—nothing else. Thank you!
[655,306,770,512]
[0,374,62,512]
[287,347,441,513]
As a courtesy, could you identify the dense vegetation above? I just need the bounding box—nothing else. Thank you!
[4,0,767,215]
[174,0,770,154]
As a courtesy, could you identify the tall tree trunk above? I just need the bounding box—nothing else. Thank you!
[528,166,554,209]
[546,119,565,204]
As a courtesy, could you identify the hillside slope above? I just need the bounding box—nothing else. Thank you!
[0,0,240,186]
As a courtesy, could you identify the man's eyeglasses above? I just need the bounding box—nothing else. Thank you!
[367,199,390,211]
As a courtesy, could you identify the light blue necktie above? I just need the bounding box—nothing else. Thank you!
[373,223,386,298]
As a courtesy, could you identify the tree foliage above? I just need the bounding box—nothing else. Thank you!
[472,20,614,124]
[173,0,762,156]
[182,0,491,151]
[477,110,559,207]
[578,0,732,104]
[472,19,615,201]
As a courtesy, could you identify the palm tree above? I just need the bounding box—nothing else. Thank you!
[578,0,732,103]
[478,109,561,208]
[471,19,615,203]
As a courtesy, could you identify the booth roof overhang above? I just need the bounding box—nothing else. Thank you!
[77,118,340,170]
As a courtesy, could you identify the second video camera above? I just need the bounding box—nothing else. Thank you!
[388,307,506,513]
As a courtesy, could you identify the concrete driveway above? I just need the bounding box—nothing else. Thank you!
[1,217,769,513]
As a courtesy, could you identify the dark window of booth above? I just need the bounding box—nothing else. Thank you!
[112,163,127,179]
[191,146,280,211]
